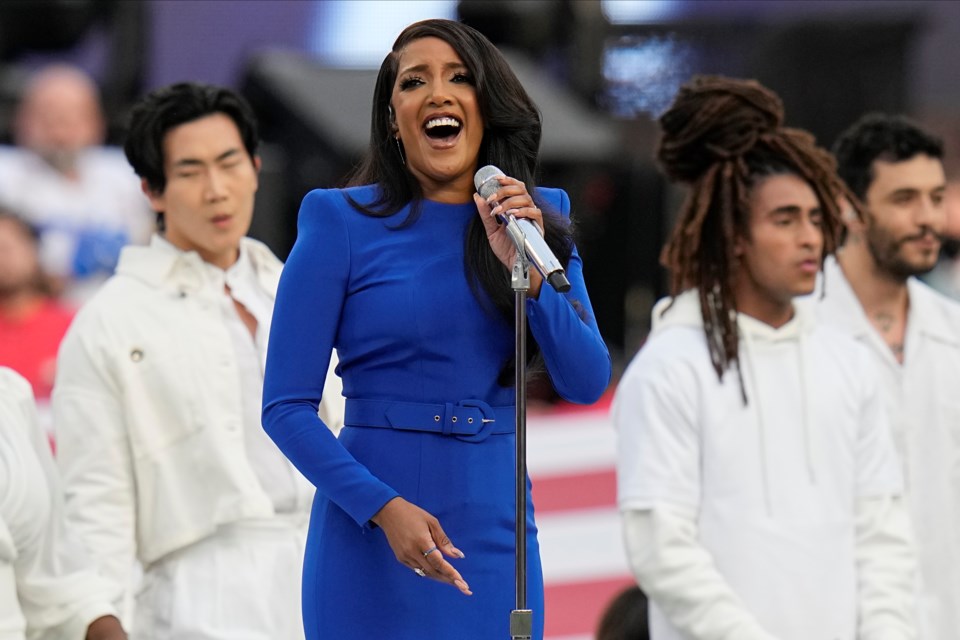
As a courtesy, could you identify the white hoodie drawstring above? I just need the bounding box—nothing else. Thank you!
[797,331,817,484]
[739,327,775,517]
[739,310,818,517]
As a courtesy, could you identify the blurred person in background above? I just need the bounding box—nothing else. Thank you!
[921,179,960,299]
[822,114,958,639]
[595,584,650,640]
[614,76,916,640]
[52,82,343,640]
[0,209,75,436]
[0,64,151,302]
[1,366,126,640]
[261,18,609,640]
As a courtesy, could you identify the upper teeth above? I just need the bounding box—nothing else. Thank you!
[425,117,461,129]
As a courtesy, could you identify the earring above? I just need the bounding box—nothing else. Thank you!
[394,137,406,166]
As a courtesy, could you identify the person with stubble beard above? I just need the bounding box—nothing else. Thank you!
[820,114,958,639]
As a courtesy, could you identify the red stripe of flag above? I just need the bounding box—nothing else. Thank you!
[532,468,617,514]
[544,575,638,637]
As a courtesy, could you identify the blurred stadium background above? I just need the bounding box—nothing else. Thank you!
[2,1,958,637]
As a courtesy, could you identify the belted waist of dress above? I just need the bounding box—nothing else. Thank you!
[344,398,515,442]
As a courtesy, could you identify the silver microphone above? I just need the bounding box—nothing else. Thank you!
[473,165,571,293]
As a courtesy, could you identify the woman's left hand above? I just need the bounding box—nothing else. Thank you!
[473,176,544,298]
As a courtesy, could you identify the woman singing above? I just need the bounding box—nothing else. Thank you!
[262,18,610,640]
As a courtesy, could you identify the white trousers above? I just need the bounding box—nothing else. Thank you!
[131,518,307,640]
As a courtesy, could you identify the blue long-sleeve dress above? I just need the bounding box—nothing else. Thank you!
[262,184,610,640]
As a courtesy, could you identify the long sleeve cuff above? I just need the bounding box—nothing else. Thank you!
[623,506,778,640]
[856,495,917,640]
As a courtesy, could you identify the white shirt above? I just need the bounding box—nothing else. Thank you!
[155,236,302,513]
[614,290,915,640]
[0,367,118,639]
[818,256,960,639]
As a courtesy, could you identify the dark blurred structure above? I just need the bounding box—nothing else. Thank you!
[602,17,918,142]
[0,0,146,144]
[753,20,918,148]
[458,0,609,104]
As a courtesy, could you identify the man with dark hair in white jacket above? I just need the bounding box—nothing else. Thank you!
[821,113,957,639]
[52,83,343,639]
[614,76,916,640]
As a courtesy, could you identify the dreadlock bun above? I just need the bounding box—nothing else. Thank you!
[657,75,849,392]
[657,75,785,183]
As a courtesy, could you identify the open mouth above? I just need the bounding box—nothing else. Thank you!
[423,116,462,143]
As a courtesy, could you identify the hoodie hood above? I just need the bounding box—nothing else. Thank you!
[651,288,816,343]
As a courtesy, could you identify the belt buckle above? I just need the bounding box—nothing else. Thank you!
[455,399,496,443]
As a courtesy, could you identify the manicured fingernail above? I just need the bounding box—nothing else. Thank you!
[486,194,498,204]
[455,579,471,593]
[491,205,502,215]
[453,548,465,558]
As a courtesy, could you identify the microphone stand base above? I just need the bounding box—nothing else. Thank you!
[510,609,533,639]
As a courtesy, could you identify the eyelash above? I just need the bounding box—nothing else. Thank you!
[398,72,473,91]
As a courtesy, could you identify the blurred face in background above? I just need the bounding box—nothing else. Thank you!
[857,154,946,279]
[14,65,105,175]
[734,173,824,315]
[944,181,960,240]
[144,113,260,271]
[389,36,484,201]
[0,216,41,297]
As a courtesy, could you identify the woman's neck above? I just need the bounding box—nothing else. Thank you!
[415,172,476,204]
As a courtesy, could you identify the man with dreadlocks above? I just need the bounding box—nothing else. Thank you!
[613,76,916,640]
[819,114,957,639]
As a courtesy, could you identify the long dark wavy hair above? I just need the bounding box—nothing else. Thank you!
[345,19,579,385]
[656,75,851,388]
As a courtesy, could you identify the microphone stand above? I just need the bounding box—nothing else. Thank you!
[509,245,533,640]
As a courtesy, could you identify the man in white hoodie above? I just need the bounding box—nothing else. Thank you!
[820,114,957,639]
[614,76,916,640]
[52,83,343,639]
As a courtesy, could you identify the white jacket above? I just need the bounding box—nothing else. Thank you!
[614,290,916,640]
[818,256,960,639]
[0,367,118,640]
[52,237,344,611]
